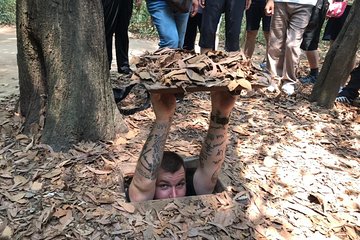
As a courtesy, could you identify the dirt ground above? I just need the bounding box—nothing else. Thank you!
[0,26,18,100]
[0,26,359,239]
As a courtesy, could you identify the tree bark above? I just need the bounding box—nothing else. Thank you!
[310,1,360,108]
[16,0,128,151]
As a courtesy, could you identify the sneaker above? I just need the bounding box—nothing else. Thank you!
[281,82,296,95]
[299,74,317,84]
[335,90,356,104]
[260,61,267,70]
[118,65,132,75]
[267,83,279,92]
[335,96,352,104]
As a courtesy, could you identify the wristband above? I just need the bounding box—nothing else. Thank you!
[210,114,230,125]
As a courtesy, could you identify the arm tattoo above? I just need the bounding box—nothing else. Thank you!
[199,137,226,167]
[135,122,170,180]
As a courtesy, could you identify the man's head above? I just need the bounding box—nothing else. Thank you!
[154,151,186,200]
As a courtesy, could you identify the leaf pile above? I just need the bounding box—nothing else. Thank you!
[1,85,360,239]
[131,48,270,92]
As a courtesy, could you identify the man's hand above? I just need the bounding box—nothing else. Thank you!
[210,91,237,118]
[265,0,274,16]
[135,0,142,9]
[245,0,252,10]
[190,0,199,17]
[151,93,176,122]
[199,0,205,8]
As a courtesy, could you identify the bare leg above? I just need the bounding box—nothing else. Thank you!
[244,30,258,58]
[305,50,319,69]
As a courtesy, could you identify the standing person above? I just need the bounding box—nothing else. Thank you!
[146,0,199,49]
[102,0,138,74]
[183,6,203,51]
[322,0,353,45]
[243,0,271,60]
[336,64,360,104]
[299,0,328,84]
[128,91,237,202]
[323,0,354,86]
[265,0,318,95]
[199,0,251,54]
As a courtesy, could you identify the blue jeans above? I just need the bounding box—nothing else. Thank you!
[146,0,189,48]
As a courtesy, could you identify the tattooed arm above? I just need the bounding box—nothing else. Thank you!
[129,93,176,202]
[193,91,237,195]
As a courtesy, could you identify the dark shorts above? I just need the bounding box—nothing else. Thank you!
[245,0,271,32]
[322,5,351,41]
[200,0,246,51]
[300,0,327,51]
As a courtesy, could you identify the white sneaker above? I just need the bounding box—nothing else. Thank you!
[281,82,295,95]
[267,84,277,92]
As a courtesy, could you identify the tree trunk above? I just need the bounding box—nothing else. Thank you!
[16,0,128,151]
[309,1,360,108]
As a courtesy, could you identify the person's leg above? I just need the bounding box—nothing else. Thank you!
[223,0,245,52]
[261,4,272,44]
[305,50,319,70]
[266,3,288,80]
[183,14,201,50]
[102,0,119,70]
[115,0,134,73]
[263,31,270,45]
[336,65,360,103]
[300,0,326,84]
[147,0,179,48]
[243,2,261,58]
[199,0,224,53]
[282,3,313,84]
[244,31,258,58]
[174,11,190,48]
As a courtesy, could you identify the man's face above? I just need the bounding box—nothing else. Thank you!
[154,166,186,200]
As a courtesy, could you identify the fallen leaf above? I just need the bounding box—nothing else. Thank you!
[1,226,13,239]
[116,200,136,213]
[86,166,112,175]
[59,210,74,227]
[42,168,62,179]
[213,210,235,227]
[13,175,27,187]
[53,208,68,218]
[237,79,252,90]
[31,181,43,191]
[15,134,29,141]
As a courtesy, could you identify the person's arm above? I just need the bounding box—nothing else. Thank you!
[245,0,252,10]
[190,0,199,17]
[265,0,275,16]
[193,91,237,195]
[199,0,205,9]
[129,93,176,202]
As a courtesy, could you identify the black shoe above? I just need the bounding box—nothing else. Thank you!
[299,74,317,84]
[335,89,357,104]
[118,66,132,75]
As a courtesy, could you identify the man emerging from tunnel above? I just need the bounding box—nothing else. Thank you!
[128,91,237,202]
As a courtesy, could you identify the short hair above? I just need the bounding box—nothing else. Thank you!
[160,151,185,174]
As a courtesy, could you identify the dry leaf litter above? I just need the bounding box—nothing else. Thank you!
[1,53,360,239]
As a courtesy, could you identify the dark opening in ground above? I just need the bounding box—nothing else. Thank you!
[123,156,226,202]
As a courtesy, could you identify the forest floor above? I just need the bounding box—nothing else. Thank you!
[0,26,359,239]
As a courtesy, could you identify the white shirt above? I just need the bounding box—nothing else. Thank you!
[275,0,318,6]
